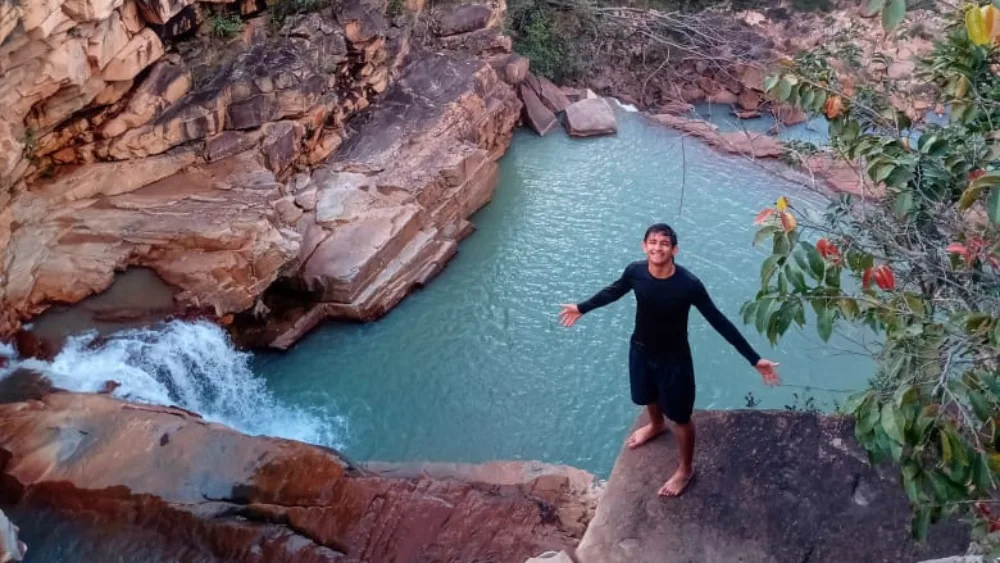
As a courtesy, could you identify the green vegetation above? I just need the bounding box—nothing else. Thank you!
[744,2,1000,547]
[210,12,245,38]
[267,0,331,29]
[506,0,591,81]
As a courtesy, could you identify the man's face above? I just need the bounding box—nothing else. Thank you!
[643,232,677,266]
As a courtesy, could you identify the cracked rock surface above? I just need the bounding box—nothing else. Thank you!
[575,410,969,563]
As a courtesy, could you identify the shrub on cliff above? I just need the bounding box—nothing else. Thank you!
[744,2,1000,549]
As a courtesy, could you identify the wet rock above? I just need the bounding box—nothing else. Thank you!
[651,113,782,158]
[0,391,594,562]
[525,73,571,114]
[435,4,492,36]
[520,83,558,136]
[575,411,969,563]
[564,97,617,138]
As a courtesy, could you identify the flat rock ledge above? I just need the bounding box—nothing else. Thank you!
[571,410,969,563]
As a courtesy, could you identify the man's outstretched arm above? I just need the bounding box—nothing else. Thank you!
[560,268,632,327]
[693,281,780,384]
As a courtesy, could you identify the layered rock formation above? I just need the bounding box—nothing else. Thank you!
[0,371,598,562]
[573,410,968,563]
[0,0,523,349]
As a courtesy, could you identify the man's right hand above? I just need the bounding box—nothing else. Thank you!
[559,304,582,327]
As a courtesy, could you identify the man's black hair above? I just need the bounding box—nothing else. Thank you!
[644,223,677,246]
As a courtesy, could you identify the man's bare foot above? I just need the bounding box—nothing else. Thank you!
[658,468,694,497]
[626,422,667,449]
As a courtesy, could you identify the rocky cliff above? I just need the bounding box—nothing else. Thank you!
[0,0,524,348]
[0,371,599,562]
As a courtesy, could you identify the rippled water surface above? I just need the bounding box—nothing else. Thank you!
[253,110,875,476]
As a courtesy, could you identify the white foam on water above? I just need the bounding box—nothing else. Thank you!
[1,320,346,448]
[610,98,639,113]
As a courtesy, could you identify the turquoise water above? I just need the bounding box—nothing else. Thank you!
[252,109,875,476]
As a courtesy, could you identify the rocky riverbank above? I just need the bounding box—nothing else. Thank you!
[0,0,529,351]
[0,370,600,562]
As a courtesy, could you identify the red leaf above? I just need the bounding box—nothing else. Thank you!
[946,243,968,256]
[969,169,987,181]
[874,265,896,291]
[753,208,775,225]
[862,267,873,290]
[780,211,797,232]
[817,238,842,263]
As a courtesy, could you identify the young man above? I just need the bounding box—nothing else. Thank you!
[559,223,780,497]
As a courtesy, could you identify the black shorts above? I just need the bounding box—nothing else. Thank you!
[628,340,696,424]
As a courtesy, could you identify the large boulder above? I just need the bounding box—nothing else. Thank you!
[0,380,597,562]
[564,97,617,138]
[575,410,969,563]
[520,82,558,136]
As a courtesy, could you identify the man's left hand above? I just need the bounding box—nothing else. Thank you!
[755,359,780,386]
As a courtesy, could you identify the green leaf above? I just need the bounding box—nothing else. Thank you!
[902,462,920,502]
[817,307,835,342]
[784,261,809,292]
[968,389,993,422]
[773,232,791,256]
[895,385,918,407]
[881,402,906,444]
[799,242,826,281]
[989,186,1000,225]
[988,452,1000,473]
[894,191,915,219]
[857,395,881,434]
[763,74,780,94]
[753,226,780,247]
[973,452,993,492]
[948,429,970,468]
[742,301,758,325]
[761,255,782,289]
[842,390,872,415]
[940,430,953,464]
[755,298,777,334]
[775,77,793,102]
[911,507,931,541]
[824,265,841,288]
[839,298,860,320]
[882,0,906,31]
[872,161,895,183]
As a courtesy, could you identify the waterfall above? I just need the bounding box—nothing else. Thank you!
[0,320,346,448]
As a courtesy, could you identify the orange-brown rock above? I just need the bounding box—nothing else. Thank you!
[651,113,783,159]
[0,381,597,562]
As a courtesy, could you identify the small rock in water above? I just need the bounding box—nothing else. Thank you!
[565,98,618,138]
[99,380,121,395]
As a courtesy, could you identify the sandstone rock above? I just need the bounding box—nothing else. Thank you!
[120,0,143,33]
[20,0,59,33]
[146,3,203,40]
[658,101,694,115]
[772,102,807,126]
[27,76,106,131]
[737,64,765,91]
[0,0,20,45]
[62,0,124,22]
[435,4,492,36]
[438,27,511,55]
[564,97,617,138]
[0,389,590,562]
[260,121,305,174]
[205,130,263,162]
[490,53,529,85]
[234,52,520,349]
[650,114,783,158]
[738,89,761,111]
[706,89,738,105]
[525,73,570,114]
[133,0,195,24]
[520,83,558,136]
[87,12,130,70]
[34,149,197,202]
[575,411,969,563]
[102,28,165,81]
[101,56,190,138]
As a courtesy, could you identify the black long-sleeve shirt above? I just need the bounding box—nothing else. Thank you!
[577,261,761,365]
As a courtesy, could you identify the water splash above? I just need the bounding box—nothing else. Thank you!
[0,320,347,448]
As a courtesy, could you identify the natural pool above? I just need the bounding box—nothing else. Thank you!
[8,109,877,481]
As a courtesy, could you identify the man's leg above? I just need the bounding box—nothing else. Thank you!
[658,420,695,496]
[626,403,667,449]
[657,363,697,497]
